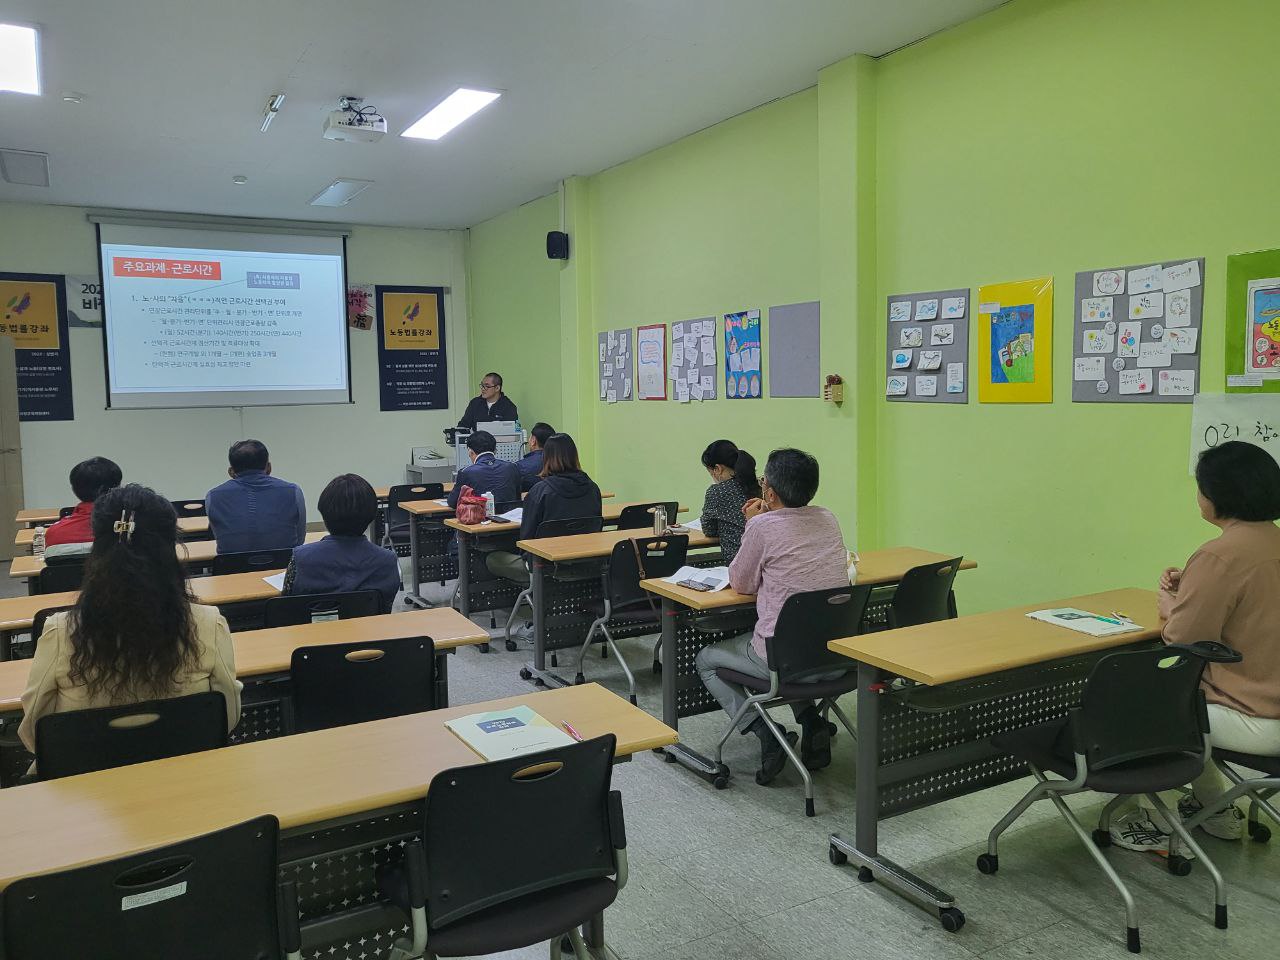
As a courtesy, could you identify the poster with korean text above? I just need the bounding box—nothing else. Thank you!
[0,272,73,421]
[376,285,448,411]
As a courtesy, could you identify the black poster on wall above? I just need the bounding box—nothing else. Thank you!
[375,285,449,412]
[0,272,74,422]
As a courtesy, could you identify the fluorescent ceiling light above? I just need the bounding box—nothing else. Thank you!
[401,88,500,141]
[309,178,373,207]
[0,148,50,186]
[0,24,40,95]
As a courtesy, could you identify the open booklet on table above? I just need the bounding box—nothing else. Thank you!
[1026,608,1144,638]
[663,565,730,592]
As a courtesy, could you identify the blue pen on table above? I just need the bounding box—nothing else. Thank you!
[562,720,583,742]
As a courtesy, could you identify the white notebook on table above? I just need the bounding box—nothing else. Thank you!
[1026,608,1142,638]
[445,706,576,761]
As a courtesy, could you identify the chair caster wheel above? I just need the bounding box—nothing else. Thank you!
[477,642,490,654]
[712,772,729,790]
[1248,821,1272,843]
[505,639,518,652]
[518,667,533,681]
[975,853,998,875]
[1092,828,1112,848]
[574,673,586,685]
[939,908,965,932]
[827,720,838,738]
[857,866,874,883]
[828,843,847,866]
[1166,854,1192,877]
[805,798,815,818]
[651,659,662,675]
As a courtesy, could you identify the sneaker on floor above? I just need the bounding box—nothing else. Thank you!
[756,730,798,786]
[509,621,535,644]
[1110,810,1178,856]
[1179,794,1245,841]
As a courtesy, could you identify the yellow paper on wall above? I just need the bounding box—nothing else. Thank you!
[0,280,61,350]
[381,291,440,351]
[976,277,1053,403]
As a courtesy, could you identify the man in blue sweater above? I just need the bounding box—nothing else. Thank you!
[517,421,554,492]
[206,439,307,554]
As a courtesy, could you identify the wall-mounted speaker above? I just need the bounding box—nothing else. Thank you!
[546,231,570,261]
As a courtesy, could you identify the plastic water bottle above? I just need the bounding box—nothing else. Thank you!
[483,491,495,518]
[32,526,46,557]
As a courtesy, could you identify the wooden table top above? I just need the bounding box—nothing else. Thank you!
[446,502,688,536]
[639,546,974,611]
[0,570,284,634]
[0,608,489,714]
[401,489,619,518]
[0,683,676,889]
[828,587,1161,686]
[15,515,209,549]
[10,532,324,579]
[520,527,718,561]
[14,508,60,525]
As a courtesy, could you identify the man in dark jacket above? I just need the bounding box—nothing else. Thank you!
[517,421,554,492]
[206,439,306,554]
[457,372,518,430]
[447,431,522,509]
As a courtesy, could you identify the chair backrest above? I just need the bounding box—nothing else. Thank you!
[606,534,689,607]
[34,691,228,780]
[170,498,207,519]
[615,501,680,531]
[262,589,382,628]
[423,735,621,930]
[56,505,75,519]
[386,483,446,528]
[31,605,74,643]
[290,637,436,733]
[211,547,295,577]
[35,559,86,595]
[888,556,963,629]
[1,815,286,960]
[1071,646,1212,772]
[765,585,874,679]
[535,516,605,538]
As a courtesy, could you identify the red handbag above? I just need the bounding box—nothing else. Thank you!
[455,484,487,525]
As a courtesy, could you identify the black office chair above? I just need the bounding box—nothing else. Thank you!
[614,501,679,531]
[977,642,1240,954]
[501,516,606,650]
[712,585,872,815]
[34,691,229,780]
[35,557,86,595]
[262,589,382,628]
[7,605,75,661]
[1182,748,1280,843]
[383,483,446,556]
[0,815,301,960]
[212,547,295,576]
[56,505,75,519]
[170,498,207,519]
[377,735,628,960]
[574,534,689,703]
[884,556,963,628]
[290,637,436,733]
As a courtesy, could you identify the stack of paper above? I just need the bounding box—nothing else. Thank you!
[663,565,731,592]
[496,507,523,523]
[445,706,576,761]
[1026,608,1142,638]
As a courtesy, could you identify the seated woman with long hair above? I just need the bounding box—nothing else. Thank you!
[20,484,241,751]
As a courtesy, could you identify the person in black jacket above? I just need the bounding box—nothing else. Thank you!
[458,372,519,430]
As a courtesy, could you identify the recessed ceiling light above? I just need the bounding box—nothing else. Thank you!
[401,88,500,141]
[0,148,50,187]
[309,178,373,207]
[0,23,40,95]
[232,175,248,185]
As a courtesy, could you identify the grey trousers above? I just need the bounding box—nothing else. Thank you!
[696,633,826,734]
[486,550,531,586]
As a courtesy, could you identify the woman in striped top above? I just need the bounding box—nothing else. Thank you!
[698,440,760,564]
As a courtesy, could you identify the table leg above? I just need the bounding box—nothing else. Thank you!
[404,514,430,609]
[521,559,569,689]
[828,661,961,927]
[0,629,12,662]
[656,597,722,778]
[434,650,450,708]
[456,532,473,617]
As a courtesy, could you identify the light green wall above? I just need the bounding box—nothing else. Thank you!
[874,0,1279,612]
[467,193,564,428]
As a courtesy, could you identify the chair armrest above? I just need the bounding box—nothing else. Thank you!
[278,880,302,957]
[404,839,428,909]
[1166,641,1243,665]
[607,790,627,850]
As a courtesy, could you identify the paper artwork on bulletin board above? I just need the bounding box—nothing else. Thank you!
[636,323,666,400]
[597,327,633,403]
[1072,258,1203,403]
[668,317,717,402]
[347,283,375,330]
[724,309,762,399]
[976,277,1053,404]
[884,288,969,404]
[1226,247,1280,393]
[0,271,74,421]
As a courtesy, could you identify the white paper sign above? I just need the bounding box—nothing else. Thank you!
[66,275,104,326]
[1158,369,1196,396]
[1119,369,1153,395]
[599,379,607,399]
[886,376,908,397]
[917,350,943,371]
[1129,292,1164,320]
[1164,327,1199,354]
[946,362,965,393]
[889,301,912,322]
[900,327,924,347]
[1162,261,1201,293]
[1165,289,1193,327]
[1081,297,1114,323]
[914,299,939,321]
[941,296,967,319]
[1074,356,1106,380]
[673,322,685,339]
[1137,341,1172,367]
[930,324,955,346]
[914,375,938,397]
[1127,264,1163,294]
[700,375,712,395]
[1117,321,1141,358]
[1083,329,1114,354]
[676,382,690,403]
[606,389,617,403]
[1093,271,1125,296]
[602,362,612,377]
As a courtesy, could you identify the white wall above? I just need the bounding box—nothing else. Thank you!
[0,202,470,517]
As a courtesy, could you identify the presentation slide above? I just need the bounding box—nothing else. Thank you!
[98,224,350,409]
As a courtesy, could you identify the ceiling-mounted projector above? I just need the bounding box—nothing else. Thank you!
[323,96,387,143]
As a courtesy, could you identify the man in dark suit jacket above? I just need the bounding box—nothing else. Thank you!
[447,430,522,509]
[517,421,554,491]
[458,372,518,430]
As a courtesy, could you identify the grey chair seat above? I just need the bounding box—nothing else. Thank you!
[715,667,855,701]
[995,718,1206,795]
[1214,748,1280,776]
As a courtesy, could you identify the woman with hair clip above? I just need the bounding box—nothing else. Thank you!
[699,439,760,564]
[19,484,241,752]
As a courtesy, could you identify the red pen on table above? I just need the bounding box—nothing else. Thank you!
[561,720,583,742]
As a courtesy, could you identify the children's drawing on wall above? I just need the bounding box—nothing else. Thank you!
[989,305,1036,385]
[724,309,763,399]
[1247,279,1280,377]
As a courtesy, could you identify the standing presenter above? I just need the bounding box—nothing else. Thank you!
[458,371,518,430]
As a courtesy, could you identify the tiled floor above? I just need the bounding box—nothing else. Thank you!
[4,564,1277,958]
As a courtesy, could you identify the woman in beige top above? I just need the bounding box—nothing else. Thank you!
[20,483,241,755]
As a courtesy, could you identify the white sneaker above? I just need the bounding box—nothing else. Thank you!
[1110,810,1177,855]
[1179,794,1245,841]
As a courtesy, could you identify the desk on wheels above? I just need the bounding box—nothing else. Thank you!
[825,587,1160,930]
[0,609,488,786]
[0,683,676,960]
[0,569,284,660]
[637,547,977,781]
